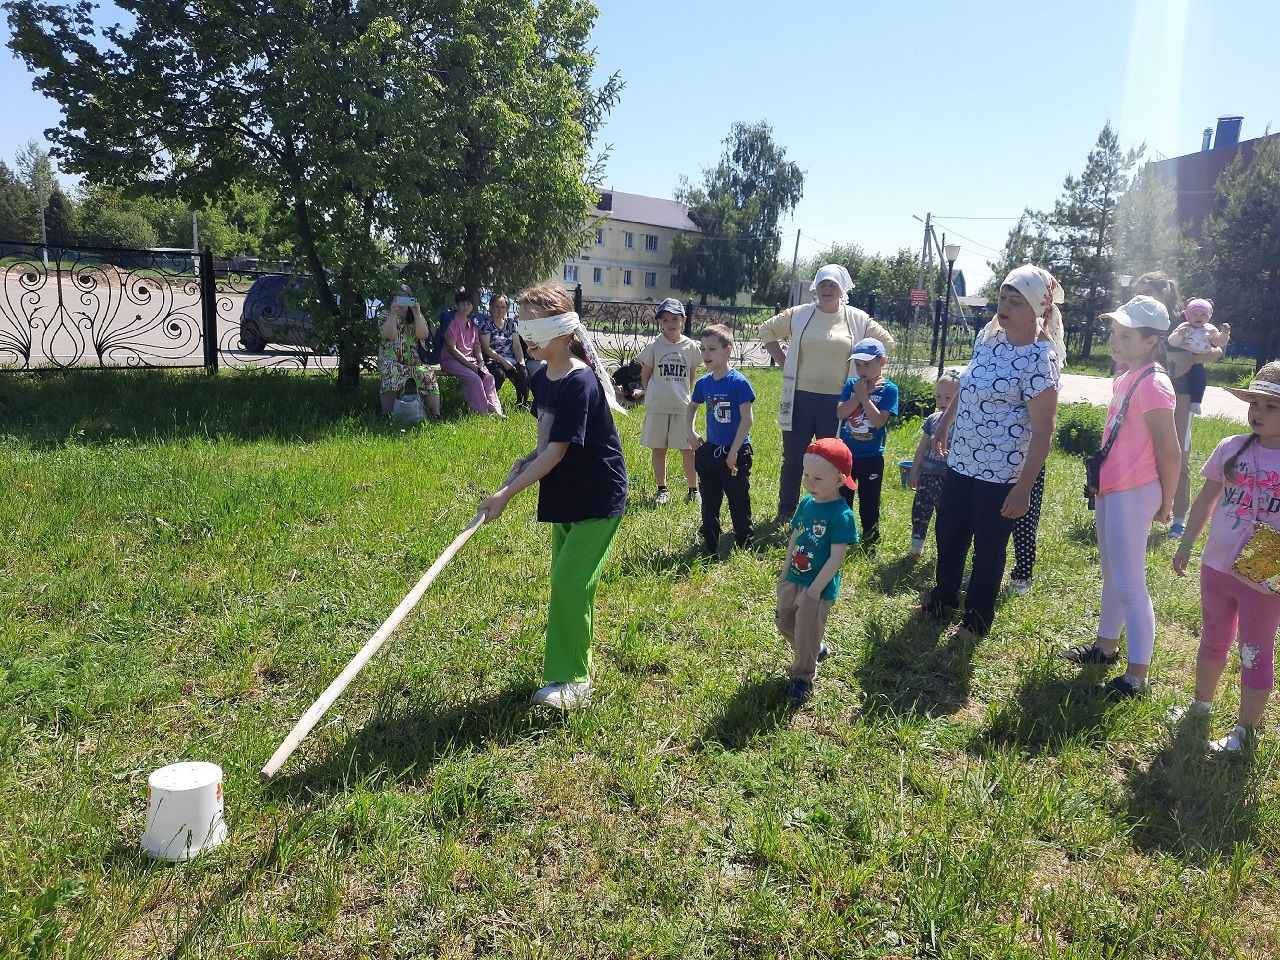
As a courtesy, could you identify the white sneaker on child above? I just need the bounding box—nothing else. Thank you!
[1208,724,1252,753]
[1167,699,1212,723]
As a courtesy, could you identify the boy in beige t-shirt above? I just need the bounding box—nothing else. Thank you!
[638,299,703,504]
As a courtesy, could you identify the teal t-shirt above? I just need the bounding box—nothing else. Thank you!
[786,495,859,601]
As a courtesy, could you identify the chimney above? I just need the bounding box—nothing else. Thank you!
[1201,127,1213,151]
[1214,115,1243,149]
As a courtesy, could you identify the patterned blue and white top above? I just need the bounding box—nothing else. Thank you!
[946,328,1060,484]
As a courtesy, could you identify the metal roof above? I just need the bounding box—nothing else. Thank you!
[595,190,699,232]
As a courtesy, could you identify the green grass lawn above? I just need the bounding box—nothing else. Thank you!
[1,368,1277,959]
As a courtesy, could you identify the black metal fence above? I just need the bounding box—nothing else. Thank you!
[0,240,330,372]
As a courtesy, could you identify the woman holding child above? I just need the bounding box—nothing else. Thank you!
[921,265,1061,638]
[759,264,895,523]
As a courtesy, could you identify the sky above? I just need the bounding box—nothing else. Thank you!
[2,0,1277,286]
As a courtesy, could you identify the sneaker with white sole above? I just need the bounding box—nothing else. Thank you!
[1169,519,1186,538]
[1190,402,1203,415]
[685,487,701,505]
[1208,724,1254,754]
[531,679,592,710]
[1008,578,1032,596]
[655,487,671,505]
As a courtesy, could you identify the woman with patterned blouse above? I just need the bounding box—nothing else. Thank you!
[920,265,1062,638]
[377,285,441,418]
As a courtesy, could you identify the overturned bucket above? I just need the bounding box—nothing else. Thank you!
[140,762,228,861]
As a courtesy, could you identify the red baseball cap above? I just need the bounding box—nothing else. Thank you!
[806,438,856,490]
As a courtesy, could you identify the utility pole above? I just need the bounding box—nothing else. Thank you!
[912,212,931,330]
[786,228,801,306]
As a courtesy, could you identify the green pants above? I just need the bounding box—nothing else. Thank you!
[545,516,622,683]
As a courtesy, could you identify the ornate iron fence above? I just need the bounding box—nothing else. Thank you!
[0,241,205,369]
[575,294,774,368]
[0,240,333,372]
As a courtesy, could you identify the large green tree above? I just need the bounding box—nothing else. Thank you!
[1202,136,1280,366]
[0,160,40,241]
[672,121,804,305]
[7,0,614,389]
[1051,123,1143,356]
[43,187,77,245]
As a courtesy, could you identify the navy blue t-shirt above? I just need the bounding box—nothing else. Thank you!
[691,368,756,448]
[531,366,628,523]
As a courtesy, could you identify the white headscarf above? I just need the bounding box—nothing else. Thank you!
[517,311,626,415]
[810,263,854,294]
[984,264,1067,366]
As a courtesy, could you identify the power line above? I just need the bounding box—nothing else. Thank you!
[930,219,1006,256]
[932,215,1024,221]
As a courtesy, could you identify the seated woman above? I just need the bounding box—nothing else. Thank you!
[478,294,530,406]
[440,288,504,416]
[377,285,440,418]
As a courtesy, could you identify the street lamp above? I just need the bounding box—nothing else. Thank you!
[936,242,961,378]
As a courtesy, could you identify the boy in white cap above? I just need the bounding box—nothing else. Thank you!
[638,298,702,504]
[835,337,898,548]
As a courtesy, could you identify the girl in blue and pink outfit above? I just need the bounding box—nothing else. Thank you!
[1059,295,1180,697]
[1171,362,1280,753]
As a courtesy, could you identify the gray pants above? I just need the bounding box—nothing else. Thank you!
[778,388,842,520]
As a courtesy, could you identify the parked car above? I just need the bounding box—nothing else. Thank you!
[239,274,314,351]
[239,274,385,352]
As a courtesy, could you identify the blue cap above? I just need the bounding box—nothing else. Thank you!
[850,337,886,361]
[655,297,686,318]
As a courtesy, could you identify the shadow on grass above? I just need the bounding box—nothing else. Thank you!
[613,538,713,578]
[866,553,928,593]
[854,610,979,719]
[971,657,1114,754]
[1125,715,1262,862]
[0,367,475,447]
[697,675,793,750]
[268,683,541,796]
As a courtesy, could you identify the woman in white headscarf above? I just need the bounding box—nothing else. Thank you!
[920,265,1062,638]
[758,264,896,523]
[979,271,1066,596]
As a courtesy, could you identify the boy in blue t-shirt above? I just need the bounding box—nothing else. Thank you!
[835,337,898,548]
[687,324,756,554]
[777,438,859,706]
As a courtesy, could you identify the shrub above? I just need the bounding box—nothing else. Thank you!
[894,373,936,420]
[1055,402,1105,456]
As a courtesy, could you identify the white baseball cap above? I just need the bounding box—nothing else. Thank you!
[1101,295,1171,332]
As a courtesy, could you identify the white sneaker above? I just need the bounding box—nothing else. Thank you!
[1008,578,1032,596]
[531,679,592,710]
[655,487,671,505]
[1167,700,1212,722]
[1190,402,1203,415]
[1208,724,1253,753]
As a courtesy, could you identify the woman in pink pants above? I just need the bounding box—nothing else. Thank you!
[440,289,503,416]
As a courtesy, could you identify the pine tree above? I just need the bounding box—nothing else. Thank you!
[44,188,78,246]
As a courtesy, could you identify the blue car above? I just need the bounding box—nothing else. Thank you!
[239,274,314,351]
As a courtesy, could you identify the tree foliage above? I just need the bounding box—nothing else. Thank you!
[1201,136,1280,365]
[0,160,40,240]
[672,121,803,305]
[6,0,615,389]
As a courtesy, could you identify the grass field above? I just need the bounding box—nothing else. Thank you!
[1067,353,1256,389]
[1,367,1277,959]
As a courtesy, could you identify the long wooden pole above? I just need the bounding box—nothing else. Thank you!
[260,511,486,780]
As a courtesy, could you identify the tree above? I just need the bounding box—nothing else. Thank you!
[983,210,1059,300]
[0,160,40,241]
[1051,123,1143,357]
[7,0,615,390]
[84,208,158,250]
[1114,164,1180,280]
[672,121,803,305]
[1201,136,1280,366]
[44,188,77,245]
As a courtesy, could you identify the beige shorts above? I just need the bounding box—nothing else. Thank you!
[641,411,691,449]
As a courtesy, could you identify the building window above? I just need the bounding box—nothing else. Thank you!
[624,232,634,249]
[645,234,658,252]
[593,267,603,284]
[564,264,579,283]
[623,269,633,286]
[595,227,604,245]
[644,271,657,288]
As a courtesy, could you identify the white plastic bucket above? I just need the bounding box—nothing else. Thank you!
[140,762,228,861]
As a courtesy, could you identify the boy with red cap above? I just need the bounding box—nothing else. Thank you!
[776,438,859,706]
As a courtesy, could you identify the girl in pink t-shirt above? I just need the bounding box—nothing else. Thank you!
[1171,362,1280,753]
[1059,297,1180,697]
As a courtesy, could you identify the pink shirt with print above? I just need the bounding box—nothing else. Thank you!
[1098,363,1175,495]
[1201,435,1280,593]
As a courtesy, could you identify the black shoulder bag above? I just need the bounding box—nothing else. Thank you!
[1083,365,1155,509]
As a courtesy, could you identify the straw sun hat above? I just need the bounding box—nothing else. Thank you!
[1226,361,1280,404]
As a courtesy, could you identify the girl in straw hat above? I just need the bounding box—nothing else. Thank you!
[1170,361,1280,752]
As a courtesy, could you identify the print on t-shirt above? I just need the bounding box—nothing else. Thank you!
[1221,460,1280,529]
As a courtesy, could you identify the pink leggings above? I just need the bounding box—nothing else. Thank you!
[1200,564,1280,691]
[440,354,503,415]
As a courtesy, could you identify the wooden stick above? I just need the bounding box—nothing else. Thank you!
[260,510,486,780]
